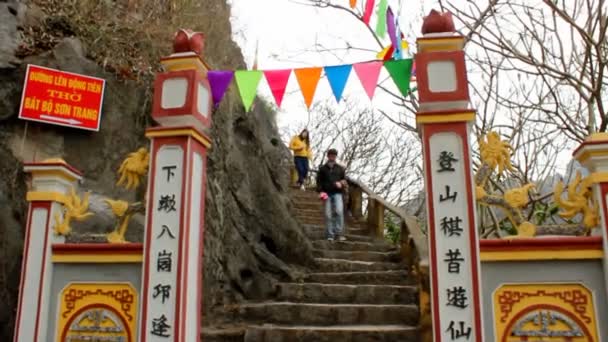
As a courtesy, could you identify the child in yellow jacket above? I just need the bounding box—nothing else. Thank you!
[289,129,313,189]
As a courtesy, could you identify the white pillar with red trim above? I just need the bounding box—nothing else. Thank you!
[415,12,484,341]
[139,32,212,342]
[573,133,608,300]
[14,159,82,342]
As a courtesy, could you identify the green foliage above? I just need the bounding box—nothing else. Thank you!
[532,202,560,225]
[499,220,518,236]
[384,216,401,244]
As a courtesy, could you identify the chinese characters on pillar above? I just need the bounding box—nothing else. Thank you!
[429,134,477,341]
[144,146,184,340]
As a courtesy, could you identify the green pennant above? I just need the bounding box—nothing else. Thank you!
[384,59,413,97]
[375,0,388,38]
[234,70,263,112]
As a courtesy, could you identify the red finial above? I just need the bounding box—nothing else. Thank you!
[421,10,456,34]
[172,29,205,55]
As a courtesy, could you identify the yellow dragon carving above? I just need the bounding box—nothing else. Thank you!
[479,131,514,176]
[553,171,599,231]
[54,188,94,236]
[117,148,149,190]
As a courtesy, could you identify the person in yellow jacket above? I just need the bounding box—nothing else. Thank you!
[289,129,313,190]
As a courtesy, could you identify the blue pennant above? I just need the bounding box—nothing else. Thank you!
[324,64,353,102]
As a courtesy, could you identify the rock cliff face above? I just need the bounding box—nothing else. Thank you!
[0,0,314,339]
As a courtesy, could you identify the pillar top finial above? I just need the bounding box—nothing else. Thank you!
[172,29,205,56]
[161,28,211,75]
[421,9,456,35]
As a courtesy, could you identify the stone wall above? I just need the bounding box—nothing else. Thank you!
[0,0,314,338]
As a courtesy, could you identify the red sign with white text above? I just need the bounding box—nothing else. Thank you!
[18,64,106,131]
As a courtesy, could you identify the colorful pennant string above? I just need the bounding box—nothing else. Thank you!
[353,61,383,101]
[384,59,413,97]
[324,64,353,102]
[207,70,234,107]
[294,67,323,109]
[264,69,291,108]
[234,70,263,112]
[207,59,413,111]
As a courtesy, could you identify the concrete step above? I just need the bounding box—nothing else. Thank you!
[201,326,245,342]
[312,240,397,253]
[244,324,419,342]
[315,258,405,272]
[304,225,369,236]
[233,302,419,326]
[305,270,413,286]
[276,283,418,305]
[305,230,378,243]
[293,208,325,216]
[313,249,401,263]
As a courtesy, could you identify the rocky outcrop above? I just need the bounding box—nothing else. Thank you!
[0,0,314,339]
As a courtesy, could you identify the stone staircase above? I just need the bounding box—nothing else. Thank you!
[204,189,420,341]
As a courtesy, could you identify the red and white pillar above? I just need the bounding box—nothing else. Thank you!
[14,159,82,342]
[415,13,483,341]
[139,33,212,341]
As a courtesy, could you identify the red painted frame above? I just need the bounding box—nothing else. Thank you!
[152,69,212,130]
[416,50,470,103]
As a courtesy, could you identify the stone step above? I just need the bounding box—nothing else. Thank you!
[304,225,369,236]
[305,271,413,286]
[201,326,245,342]
[312,240,398,252]
[313,249,401,263]
[306,231,377,242]
[315,258,405,272]
[293,208,325,216]
[233,302,419,326]
[276,283,418,305]
[244,324,419,342]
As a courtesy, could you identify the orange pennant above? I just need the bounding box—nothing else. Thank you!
[294,67,323,109]
[350,0,357,9]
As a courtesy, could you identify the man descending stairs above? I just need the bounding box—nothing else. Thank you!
[242,189,420,341]
[203,189,420,341]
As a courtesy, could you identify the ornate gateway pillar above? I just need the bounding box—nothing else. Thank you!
[573,133,608,300]
[139,29,212,341]
[14,159,82,342]
[415,11,484,341]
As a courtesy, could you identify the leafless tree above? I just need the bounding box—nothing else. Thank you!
[440,0,608,140]
[284,99,423,206]
[290,0,599,236]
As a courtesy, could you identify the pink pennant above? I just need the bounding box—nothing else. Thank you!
[264,69,291,108]
[353,61,383,100]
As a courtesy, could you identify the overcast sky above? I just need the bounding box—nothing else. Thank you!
[228,0,575,175]
[229,0,435,134]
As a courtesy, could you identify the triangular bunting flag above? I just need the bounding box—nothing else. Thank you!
[294,67,323,109]
[324,64,352,102]
[387,7,398,50]
[350,0,357,9]
[362,0,376,25]
[264,69,291,108]
[234,70,263,112]
[353,61,383,100]
[384,59,413,97]
[207,70,234,107]
[375,0,388,38]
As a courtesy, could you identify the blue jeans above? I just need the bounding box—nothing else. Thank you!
[324,193,344,239]
[294,156,309,185]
